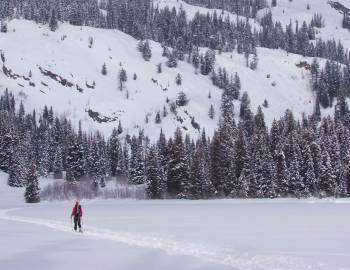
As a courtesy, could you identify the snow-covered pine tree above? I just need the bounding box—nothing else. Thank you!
[155,111,161,124]
[289,152,308,198]
[157,63,162,73]
[167,51,178,68]
[128,136,145,185]
[175,73,182,85]
[142,40,152,61]
[301,144,317,196]
[208,104,215,119]
[66,135,85,184]
[167,128,189,198]
[109,128,121,176]
[0,127,14,173]
[145,145,162,199]
[49,9,58,32]
[176,91,189,106]
[8,149,26,187]
[275,144,290,197]
[87,138,100,181]
[119,68,127,91]
[24,164,40,203]
[53,145,63,179]
[189,142,205,199]
[319,147,336,197]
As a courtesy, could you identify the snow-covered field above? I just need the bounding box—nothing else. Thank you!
[1,174,350,270]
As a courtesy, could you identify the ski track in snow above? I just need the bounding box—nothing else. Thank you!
[0,208,346,270]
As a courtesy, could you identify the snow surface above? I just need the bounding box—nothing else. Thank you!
[1,173,350,270]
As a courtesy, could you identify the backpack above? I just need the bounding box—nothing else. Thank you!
[75,205,81,217]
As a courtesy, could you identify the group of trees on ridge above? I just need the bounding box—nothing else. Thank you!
[1,0,350,67]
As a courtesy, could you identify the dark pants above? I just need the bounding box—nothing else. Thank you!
[74,216,81,231]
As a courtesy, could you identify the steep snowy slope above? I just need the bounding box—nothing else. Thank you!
[260,0,350,50]
[154,0,261,28]
[0,18,320,139]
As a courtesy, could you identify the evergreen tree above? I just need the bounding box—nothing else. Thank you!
[208,104,215,119]
[49,9,58,32]
[145,145,162,199]
[66,135,85,184]
[142,40,152,61]
[275,145,290,197]
[177,91,189,106]
[117,120,123,135]
[8,149,26,187]
[119,68,127,91]
[189,142,205,199]
[167,51,178,68]
[175,73,182,85]
[155,111,161,124]
[128,136,145,185]
[167,128,189,198]
[53,145,63,178]
[319,148,336,196]
[302,145,317,195]
[289,152,308,198]
[101,63,107,75]
[25,164,40,203]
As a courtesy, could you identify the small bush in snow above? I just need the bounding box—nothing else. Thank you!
[176,91,189,106]
[170,102,177,115]
[167,51,178,68]
[157,63,162,73]
[263,99,269,108]
[138,40,152,61]
[175,73,182,85]
[88,37,94,48]
[0,20,8,33]
[155,111,161,124]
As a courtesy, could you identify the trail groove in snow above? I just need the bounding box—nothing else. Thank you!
[0,208,341,270]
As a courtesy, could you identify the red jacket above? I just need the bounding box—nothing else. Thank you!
[71,204,83,217]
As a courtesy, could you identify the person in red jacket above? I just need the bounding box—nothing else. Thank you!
[71,201,83,232]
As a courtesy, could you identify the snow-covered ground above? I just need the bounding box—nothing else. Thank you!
[1,173,350,270]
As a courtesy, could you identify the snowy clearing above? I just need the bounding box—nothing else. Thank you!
[1,175,350,270]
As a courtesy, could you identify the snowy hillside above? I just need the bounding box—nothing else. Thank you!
[260,0,350,50]
[0,17,321,139]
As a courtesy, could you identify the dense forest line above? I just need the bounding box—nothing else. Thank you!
[1,80,349,201]
[0,0,350,202]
